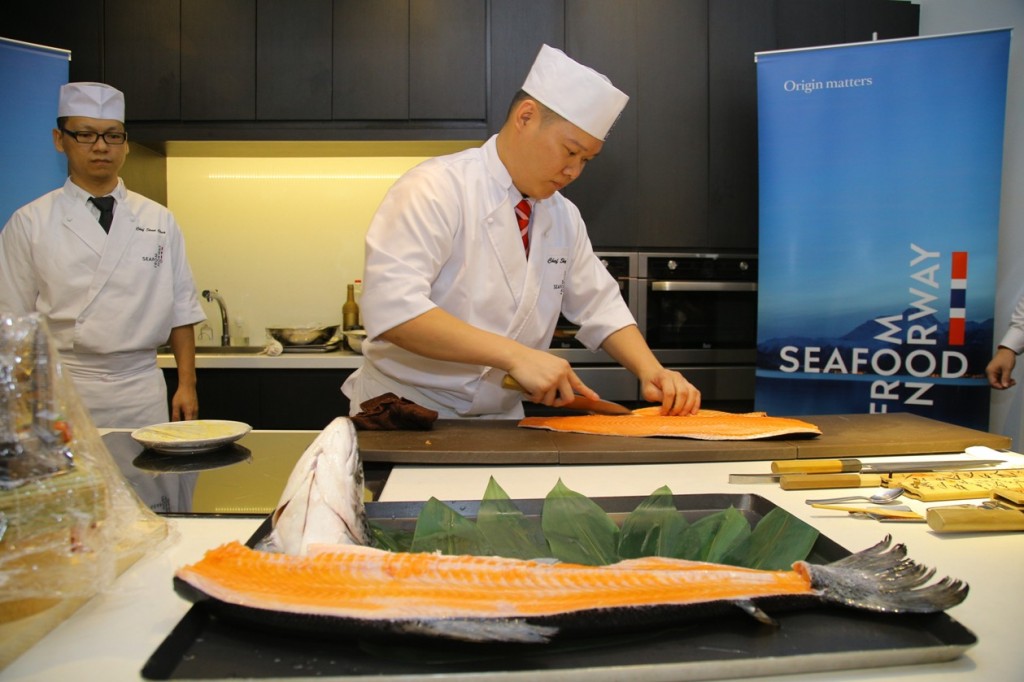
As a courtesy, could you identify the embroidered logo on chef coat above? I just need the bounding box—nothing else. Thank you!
[142,244,165,268]
[547,256,568,294]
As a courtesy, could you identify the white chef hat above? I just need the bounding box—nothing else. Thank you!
[57,82,125,122]
[521,44,628,141]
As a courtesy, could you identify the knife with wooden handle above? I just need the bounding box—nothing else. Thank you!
[771,457,1006,474]
[779,473,885,490]
[926,507,1024,532]
[729,457,1007,484]
[808,503,924,520]
[501,375,632,415]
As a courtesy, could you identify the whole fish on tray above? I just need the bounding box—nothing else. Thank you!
[173,418,968,644]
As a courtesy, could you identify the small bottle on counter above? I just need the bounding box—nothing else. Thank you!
[343,283,360,330]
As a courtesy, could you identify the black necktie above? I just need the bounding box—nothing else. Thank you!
[89,196,115,233]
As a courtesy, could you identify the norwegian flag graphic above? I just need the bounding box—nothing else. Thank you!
[948,251,967,345]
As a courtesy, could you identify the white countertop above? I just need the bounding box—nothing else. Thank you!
[3,453,1022,681]
[158,350,364,370]
[378,454,1024,682]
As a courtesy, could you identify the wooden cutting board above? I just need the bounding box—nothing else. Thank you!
[355,412,1011,465]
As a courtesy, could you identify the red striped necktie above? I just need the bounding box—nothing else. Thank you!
[515,198,531,254]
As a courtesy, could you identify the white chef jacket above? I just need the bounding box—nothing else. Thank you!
[0,178,205,429]
[997,293,1024,355]
[343,135,635,418]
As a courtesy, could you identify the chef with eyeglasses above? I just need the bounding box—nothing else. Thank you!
[345,46,701,419]
[0,82,205,437]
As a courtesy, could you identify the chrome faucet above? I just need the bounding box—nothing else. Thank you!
[201,289,231,346]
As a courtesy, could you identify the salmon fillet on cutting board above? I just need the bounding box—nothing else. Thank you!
[518,408,822,440]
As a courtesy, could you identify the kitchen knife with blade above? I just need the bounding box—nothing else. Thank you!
[501,375,632,416]
[729,457,1006,484]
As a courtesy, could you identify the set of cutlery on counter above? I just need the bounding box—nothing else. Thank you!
[729,446,1024,532]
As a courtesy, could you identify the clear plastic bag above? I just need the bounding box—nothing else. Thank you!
[1,314,168,665]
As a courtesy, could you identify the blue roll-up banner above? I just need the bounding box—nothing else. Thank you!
[0,37,69,227]
[755,29,1012,430]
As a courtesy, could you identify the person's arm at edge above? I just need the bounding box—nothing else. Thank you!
[168,324,198,420]
[986,293,1024,390]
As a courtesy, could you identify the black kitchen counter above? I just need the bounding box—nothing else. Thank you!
[103,413,1010,516]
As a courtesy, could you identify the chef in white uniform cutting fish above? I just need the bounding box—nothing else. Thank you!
[345,45,700,419]
[0,82,205,429]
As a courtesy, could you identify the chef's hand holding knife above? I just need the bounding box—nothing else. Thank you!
[506,350,596,409]
[380,308,592,410]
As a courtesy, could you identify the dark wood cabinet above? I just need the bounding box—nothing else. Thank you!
[256,370,352,430]
[165,369,261,425]
[487,0,564,134]
[334,0,487,121]
[845,0,920,42]
[776,0,846,50]
[560,0,709,250]
[562,0,639,250]
[636,0,709,249]
[409,0,487,120]
[2,0,919,250]
[165,368,353,429]
[182,0,255,121]
[104,0,180,120]
[333,0,409,120]
[709,0,777,250]
[258,0,332,120]
[0,2,103,83]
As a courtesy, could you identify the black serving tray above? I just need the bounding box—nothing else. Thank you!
[142,494,976,681]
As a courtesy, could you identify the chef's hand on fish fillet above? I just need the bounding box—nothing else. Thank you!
[601,326,701,415]
[640,368,700,416]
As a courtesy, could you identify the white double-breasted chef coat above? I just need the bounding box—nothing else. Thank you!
[0,178,205,511]
[343,135,635,419]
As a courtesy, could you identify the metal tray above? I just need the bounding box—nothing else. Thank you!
[141,494,976,681]
[281,341,341,353]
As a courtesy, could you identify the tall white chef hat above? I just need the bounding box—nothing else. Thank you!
[57,82,125,122]
[521,44,628,141]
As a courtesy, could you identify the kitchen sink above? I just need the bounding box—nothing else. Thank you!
[194,345,267,355]
[189,346,266,356]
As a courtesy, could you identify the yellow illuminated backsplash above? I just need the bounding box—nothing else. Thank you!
[166,144,477,346]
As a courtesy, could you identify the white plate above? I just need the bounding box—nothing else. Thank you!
[131,420,252,455]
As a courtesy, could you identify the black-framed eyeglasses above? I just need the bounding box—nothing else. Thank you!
[61,129,128,145]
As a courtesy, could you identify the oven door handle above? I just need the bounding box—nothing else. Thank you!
[650,281,758,292]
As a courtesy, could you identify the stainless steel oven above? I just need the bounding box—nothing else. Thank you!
[638,252,758,409]
[546,251,639,402]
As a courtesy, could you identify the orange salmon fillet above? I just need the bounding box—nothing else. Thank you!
[518,408,822,440]
[176,541,815,620]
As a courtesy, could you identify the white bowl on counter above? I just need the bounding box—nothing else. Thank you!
[342,329,367,354]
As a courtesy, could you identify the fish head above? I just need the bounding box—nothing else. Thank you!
[263,417,370,554]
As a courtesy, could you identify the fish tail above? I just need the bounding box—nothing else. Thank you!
[796,535,968,614]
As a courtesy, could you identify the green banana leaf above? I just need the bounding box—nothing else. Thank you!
[541,479,620,565]
[730,507,819,569]
[675,506,751,563]
[409,497,492,555]
[476,477,550,559]
[617,485,689,559]
[368,481,818,570]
